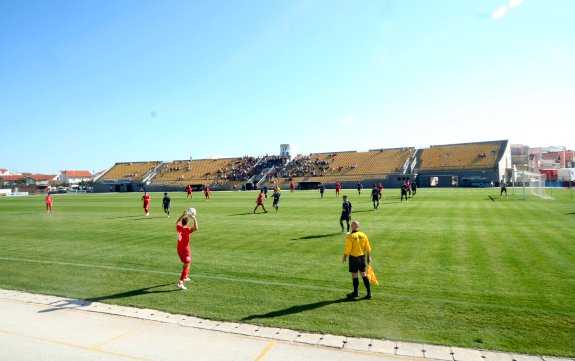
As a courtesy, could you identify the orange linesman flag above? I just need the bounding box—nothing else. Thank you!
[366,264,380,286]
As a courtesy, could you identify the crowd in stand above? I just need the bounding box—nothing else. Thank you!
[217,156,260,182]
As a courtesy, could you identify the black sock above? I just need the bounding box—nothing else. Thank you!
[362,276,371,295]
[352,278,359,294]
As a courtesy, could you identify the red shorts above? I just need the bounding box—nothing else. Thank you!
[178,248,191,264]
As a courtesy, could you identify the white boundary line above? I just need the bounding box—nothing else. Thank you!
[0,256,346,293]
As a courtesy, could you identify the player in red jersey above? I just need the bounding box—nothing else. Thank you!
[204,185,211,200]
[45,193,53,213]
[335,182,341,196]
[142,192,150,216]
[176,210,198,290]
[377,183,383,200]
[186,185,193,199]
[253,190,268,213]
[289,181,295,194]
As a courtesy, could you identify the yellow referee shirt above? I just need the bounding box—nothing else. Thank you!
[344,231,371,257]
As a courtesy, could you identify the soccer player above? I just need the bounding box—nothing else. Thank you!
[45,192,53,213]
[406,178,412,198]
[253,190,268,213]
[142,192,151,216]
[340,195,352,233]
[204,185,211,200]
[162,192,171,218]
[335,182,341,196]
[410,181,417,198]
[289,181,295,194]
[400,182,409,202]
[356,183,363,196]
[176,210,198,290]
[272,188,281,212]
[319,183,325,198]
[377,182,383,200]
[500,177,508,199]
[263,185,269,199]
[342,221,372,299]
[186,185,193,199]
[371,184,379,210]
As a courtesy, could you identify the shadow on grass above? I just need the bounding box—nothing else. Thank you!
[293,233,340,240]
[241,297,352,321]
[104,215,148,220]
[229,212,258,216]
[38,284,177,313]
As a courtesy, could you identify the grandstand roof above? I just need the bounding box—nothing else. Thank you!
[60,170,93,177]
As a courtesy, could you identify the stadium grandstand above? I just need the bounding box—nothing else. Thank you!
[92,140,512,192]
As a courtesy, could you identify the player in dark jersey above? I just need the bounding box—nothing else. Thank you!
[340,195,352,233]
[272,189,281,212]
[400,182,409,202]
[319,183,325,198]
[410,181,417,198]
[162,192,171,218]
[371,184,379,210]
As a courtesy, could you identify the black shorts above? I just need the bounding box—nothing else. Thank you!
[340,213,351,221]
[348,255,367,273]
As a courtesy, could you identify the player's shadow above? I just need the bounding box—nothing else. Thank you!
[241,297,351,321]
[229,212,258,216]
[37,284,177,313]
[104,215,146,220]
[293,233,339,240]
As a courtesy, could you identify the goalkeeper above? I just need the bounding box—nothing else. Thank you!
[500,177,508,199]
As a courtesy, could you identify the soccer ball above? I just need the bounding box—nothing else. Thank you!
[187,208,196,216]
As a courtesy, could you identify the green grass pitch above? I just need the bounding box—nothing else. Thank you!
[0,188,573,356]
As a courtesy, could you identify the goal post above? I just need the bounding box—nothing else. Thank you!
[512,170,553,200]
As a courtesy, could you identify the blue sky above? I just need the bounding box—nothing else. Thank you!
[1,0,574,175]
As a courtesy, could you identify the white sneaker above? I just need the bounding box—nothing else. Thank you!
[177,282,187,290]
[184,277,191,282]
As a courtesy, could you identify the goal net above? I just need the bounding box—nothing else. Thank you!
[512,170,553,200]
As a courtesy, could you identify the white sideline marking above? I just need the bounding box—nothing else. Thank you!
[0,256,345,293]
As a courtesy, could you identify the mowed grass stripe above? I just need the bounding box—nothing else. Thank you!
[0,188,574,356]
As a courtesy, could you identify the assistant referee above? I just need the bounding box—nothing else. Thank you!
[342,221,372,299]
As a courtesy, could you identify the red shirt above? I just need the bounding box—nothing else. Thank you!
[45,195,52,204]
[336,183,341,190]
[177,224,196,250]
[186,186,192,194]
[142,194,150,205]
[290,182,295,190]
[257,193,264,204]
